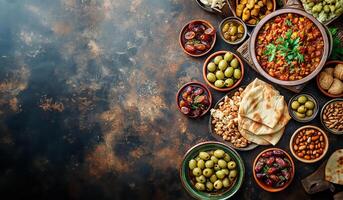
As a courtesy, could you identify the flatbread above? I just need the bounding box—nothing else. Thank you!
[325,149,343,185]
[239,102,291,135]
[239,84,285,129]
[238,115,285,146]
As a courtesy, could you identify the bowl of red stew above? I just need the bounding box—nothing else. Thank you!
[176,82,212,118]
[253,148,294,192]
[179,20,216,57]
[249,10,330,86]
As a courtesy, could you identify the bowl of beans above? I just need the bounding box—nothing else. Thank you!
[320,99,343,135]
[180,141,244,200]
[289,125,329,163]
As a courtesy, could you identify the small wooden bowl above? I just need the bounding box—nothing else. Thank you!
[320,99,343,135]
[179,20,217,57]
[253,148,295,192]
[289,125,329,163]
[202,51,244,92]
[176,81,212,118]
[288,93,319,123]
[219,17,247,45]
[316,60,343,98]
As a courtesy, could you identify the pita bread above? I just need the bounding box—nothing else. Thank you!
[325,149,343,185]
[239,85,285,129]
[239,102,291,135]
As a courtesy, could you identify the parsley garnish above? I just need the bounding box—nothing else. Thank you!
[264,29,304,65]
[329,27,343,60]
[286,19,292,27]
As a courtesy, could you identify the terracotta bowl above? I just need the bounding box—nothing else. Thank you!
[219,17,247,45]
[180,141,245,200]
[176,81,212,118]
[249,9,330,86]
[320,99,343,135]
[253,148,295,192]
[203,51,244,92]
[179,19,216,57]
[316,60,343,98]
[289,125,329,163]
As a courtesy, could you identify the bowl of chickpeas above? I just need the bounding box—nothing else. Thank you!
[180,141,245,200]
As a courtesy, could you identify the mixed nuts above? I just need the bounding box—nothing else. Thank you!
[322,100,343,133]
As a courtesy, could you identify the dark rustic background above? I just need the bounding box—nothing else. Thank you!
[0,0,341,199]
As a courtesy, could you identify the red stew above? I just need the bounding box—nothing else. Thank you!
[256,13,324,81]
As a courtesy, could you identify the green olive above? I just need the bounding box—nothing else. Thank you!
[193,167,202,176]
[221,169,229,175]
[238,24,244,34]
[225,67,234,77]
[214,149,225,158]
[210,174,217,183]
[206,181,214,191]
[295,112,305,118]
[203,168,213,177]
[195,182,205,191]
[224,52,234,62]
[215,170,225,179]
[195,156,201,161]
[305,101,315,110]
[291,101,300,110]
[222,23,229,33]
[224,153,231,162]
[214,164,221,171]
[233,69,242,79]
[214,56,223,65]
[196,175,206,183]
[207,62,217,72]
[199,152,210,160]
[215,71,225,80]
[222,177,230,188]
[229,169,237,178]
[230,58,239,68]
[218,159,227,169]
[229,26,238,36]
[189,159,197,170]
[297,105,307,114]
[227,161,236,169]
[207,73,216,83]
[218,60,228,71]
[298,95,308,104]
[306,109,313,117]
[211,156,218,163]
[214,80,225,88]
[214,180,223,190]
[197,159,205,169]
[205,160,214,168]
[225,78,234,88]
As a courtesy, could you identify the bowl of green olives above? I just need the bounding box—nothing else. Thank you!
[180,141,244,200]
[203,51,244,92]
[288,93,319,123]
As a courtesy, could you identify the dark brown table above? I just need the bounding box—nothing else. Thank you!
[0,0,341,199]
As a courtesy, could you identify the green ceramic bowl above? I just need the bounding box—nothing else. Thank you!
[179,141,245,200]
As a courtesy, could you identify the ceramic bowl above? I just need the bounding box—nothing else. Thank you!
[179,19,216,57]
[316,60,343,98]
[320,99,343,135]
[219,17,247,45]
[180,141,245,200]
[288,93,319,123]
[176,81,212,118]
[202,51,244,92]
[253,148,295,192]
[289,125,329,163]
